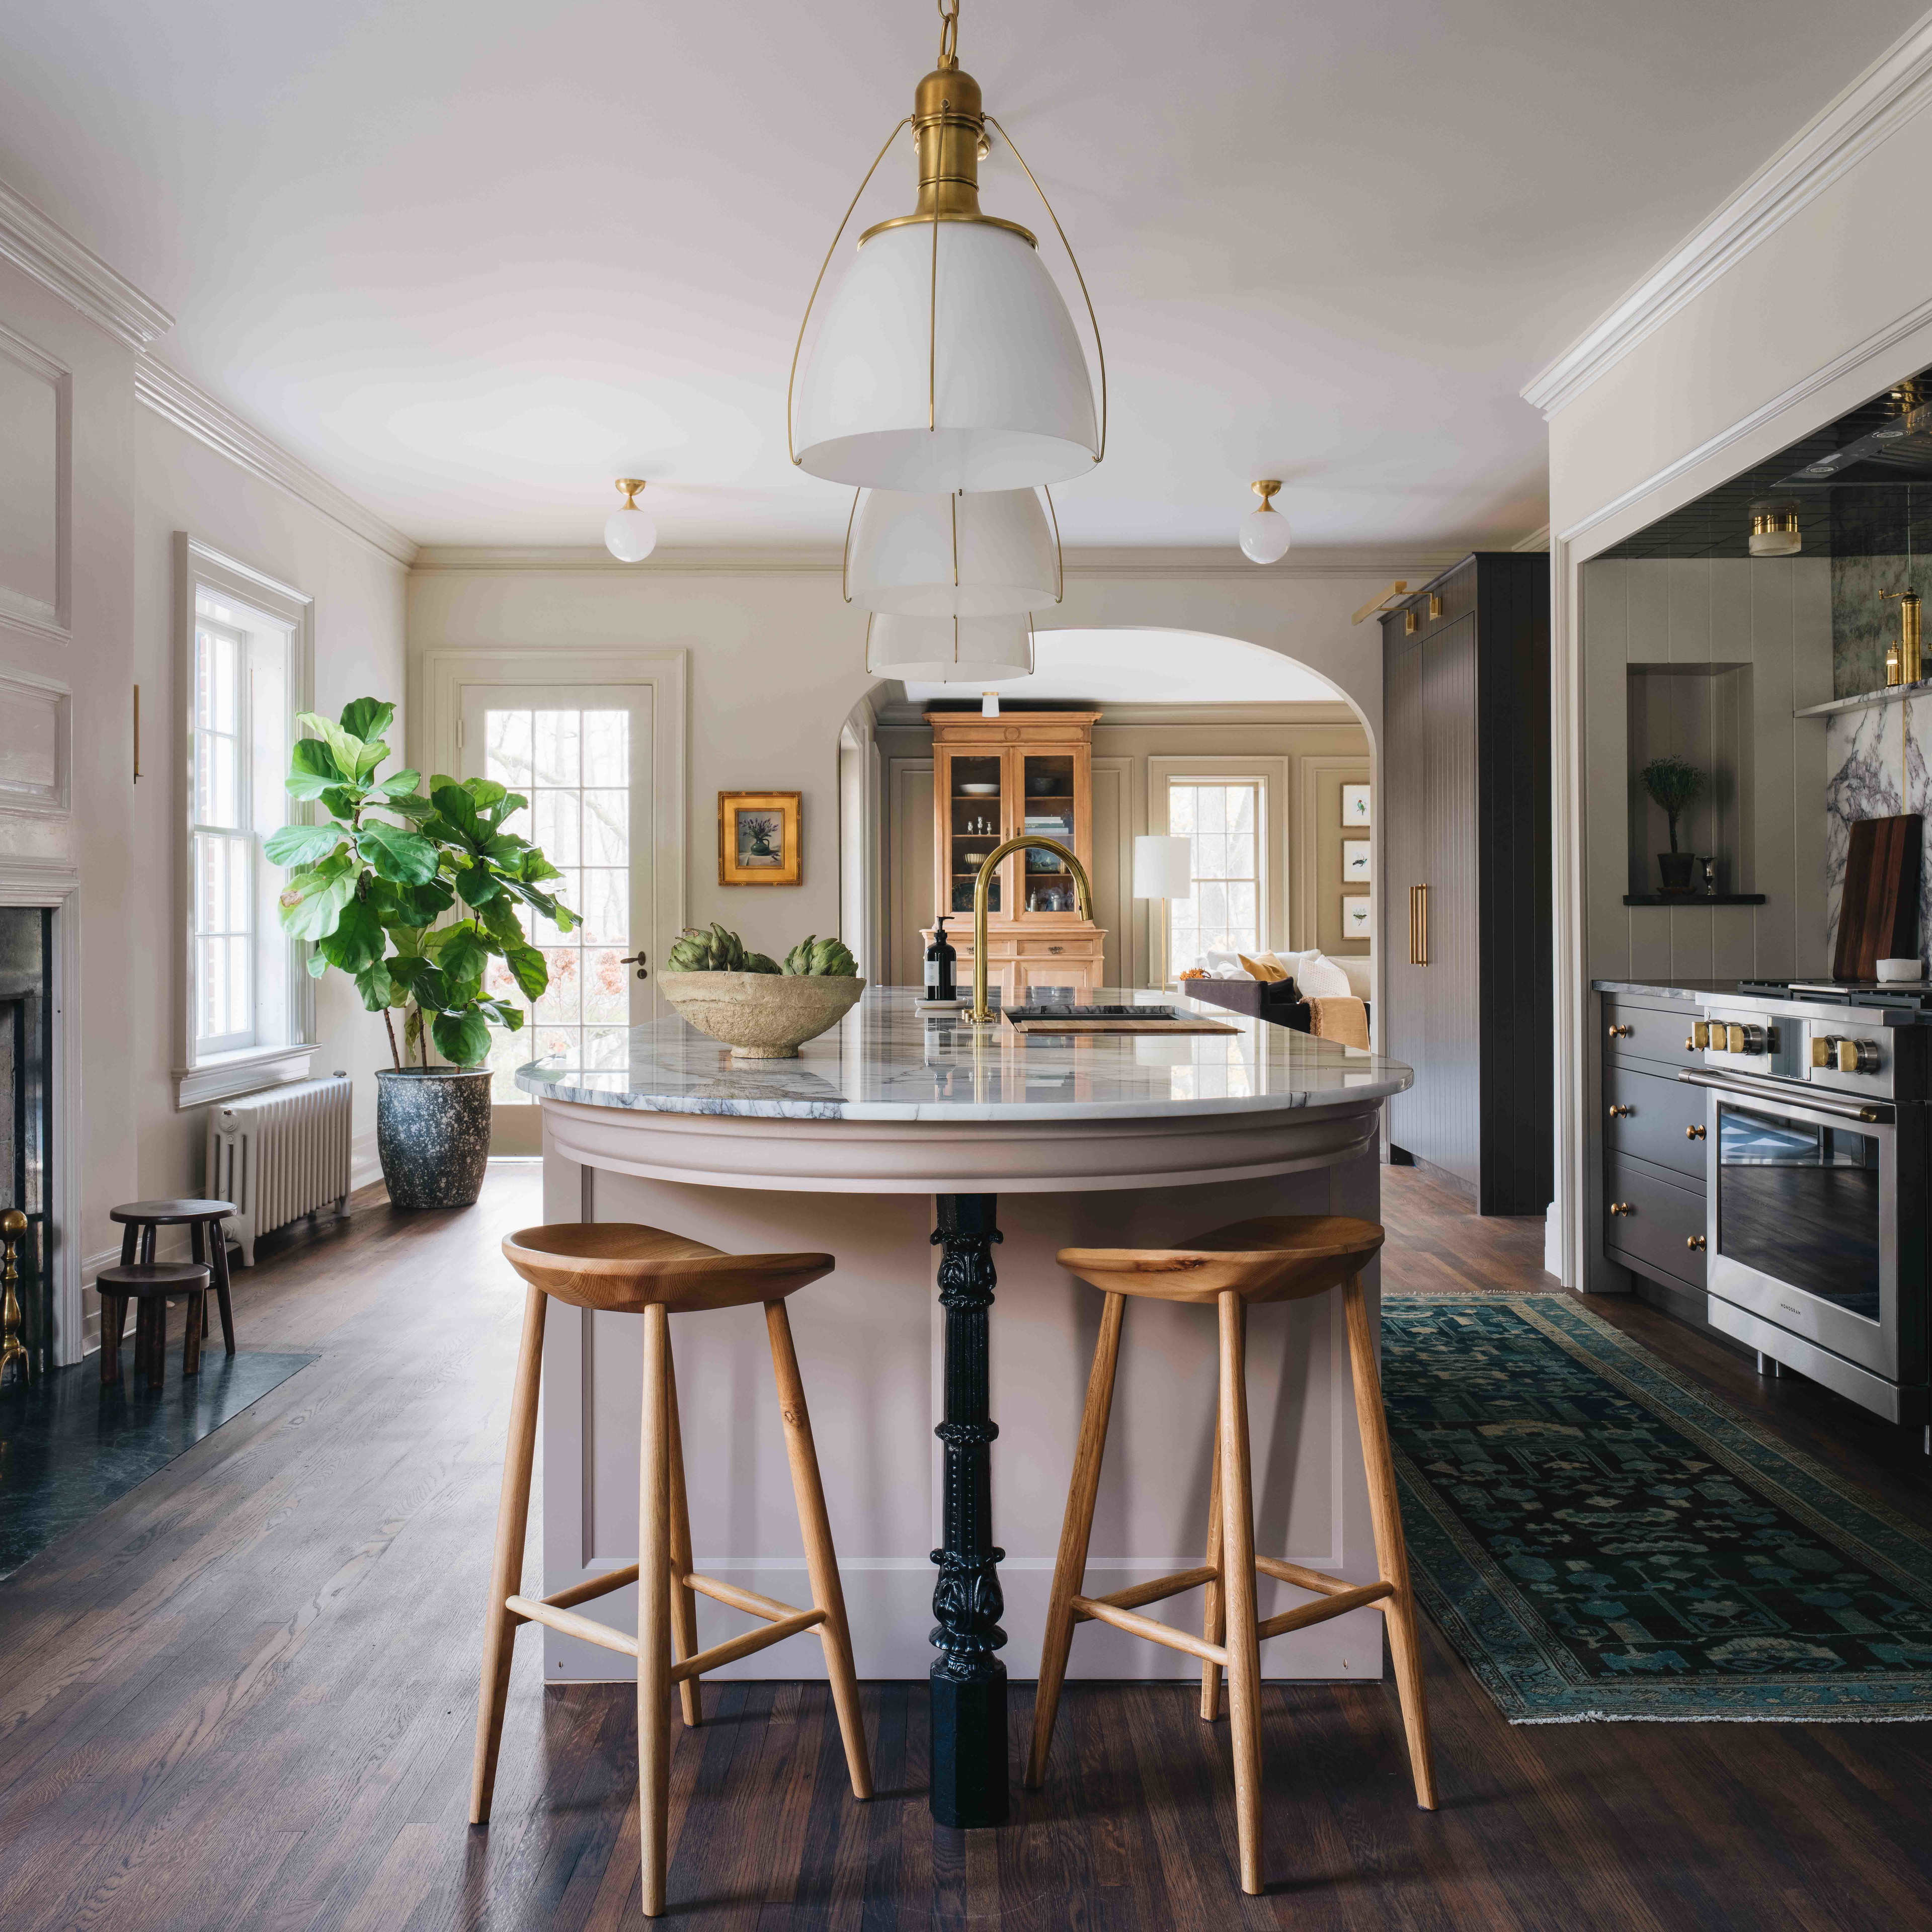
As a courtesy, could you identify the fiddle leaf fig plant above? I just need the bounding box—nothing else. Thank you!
[267,697,578,1070]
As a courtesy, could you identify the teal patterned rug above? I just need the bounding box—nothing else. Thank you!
[1382,1296,1932,1722]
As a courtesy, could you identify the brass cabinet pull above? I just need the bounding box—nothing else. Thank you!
[1407,883,1428,965]
[1607,1104,1634,1118]
[1607,1023,1634,1039]
[1685,1123,1707,1141]
[1608,1201,1635,1217]
[1686,1234,1707,1252]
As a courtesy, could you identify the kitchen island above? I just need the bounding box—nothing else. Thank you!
[516,986,1412,1826]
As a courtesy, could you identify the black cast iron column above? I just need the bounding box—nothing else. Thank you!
[928,1192,1009,1827]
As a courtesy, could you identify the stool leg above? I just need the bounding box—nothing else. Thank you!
[469,1283,548,1826]
[118,1224,137,1266]
[639,1303,673,1919]
[765,1299,872,1800]
[664,1339,702,1729]
[183,1291,204,1377]
[1342,1272,1436,1812]
[99,1295,127,1385]
[1024,1289,1124,1789]
[1218,1290,1263,1896]
[1200,1424,1224,1722]
[206,1220,236,1354]
[136,1298,166,1391]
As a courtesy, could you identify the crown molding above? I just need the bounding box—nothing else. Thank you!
[136,358,418,568]
[873,697,1362,729]
[409,541,1465,580]
[1523,14,1932,418]
[1511,525,1551,553]
[0,178,174,350]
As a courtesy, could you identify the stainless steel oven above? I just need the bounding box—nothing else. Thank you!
[1680,1063,1928,1426]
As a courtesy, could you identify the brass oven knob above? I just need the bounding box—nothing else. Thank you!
[1608,1201,1635,1217]
[1837,1038,1881,1075]
[1608,1104,1634,1118]
[1725,1023,1773,1054]
[1812,1034,1840,1069]
[1686,1234,1707,1252]
[1690,1020,1711,1049]
[1608,1024,1634,1039]
[1685,1124,1707,1140]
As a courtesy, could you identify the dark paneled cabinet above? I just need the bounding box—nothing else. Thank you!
[1382,553,1551,1214]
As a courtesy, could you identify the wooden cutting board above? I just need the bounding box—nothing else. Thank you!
[1832,814,1922,981]
[1003,1016,1242,1035]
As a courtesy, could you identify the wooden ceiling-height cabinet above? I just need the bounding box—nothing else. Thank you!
[922,710,1107,1003]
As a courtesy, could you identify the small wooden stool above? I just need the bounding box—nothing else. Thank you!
[471,1222,872,1919]
[1026,1214,1435,1897]
[97,1262,213,1390]
[110,1200,237,1357]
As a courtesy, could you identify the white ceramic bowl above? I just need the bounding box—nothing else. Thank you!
[960,782,999,795]
[1876,957,1921,983]
[659,971,865,1059]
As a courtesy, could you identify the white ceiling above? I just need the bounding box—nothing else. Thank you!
[0,1,1922,552]
[900,627,1345,706]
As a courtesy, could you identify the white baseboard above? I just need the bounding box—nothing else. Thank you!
[350,1128,380,1192]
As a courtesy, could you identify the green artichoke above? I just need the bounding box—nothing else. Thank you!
[782,934,857,977]
[666,923,761,973]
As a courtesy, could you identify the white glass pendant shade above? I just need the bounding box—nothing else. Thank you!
[605,481,657,562]
[848,488,1057,616]
[864,611,1035,684]
[796,220,1097,492]
[1239,503,1292,565]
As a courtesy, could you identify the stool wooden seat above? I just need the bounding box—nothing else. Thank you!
[1027,1213,1435,1897]
[471,1222,871,1919]
[96,1262,212,1390]
[110,1199,237,1357]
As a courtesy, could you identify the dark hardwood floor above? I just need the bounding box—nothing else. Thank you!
[2,1164,1929,1930]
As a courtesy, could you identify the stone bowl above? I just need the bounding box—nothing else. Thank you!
[658,971,865,1059]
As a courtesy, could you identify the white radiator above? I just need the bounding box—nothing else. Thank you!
[206,1074,353,1265]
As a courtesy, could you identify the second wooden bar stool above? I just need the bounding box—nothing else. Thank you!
[470,1222,871,1919]
[1026,1214,1435,1897]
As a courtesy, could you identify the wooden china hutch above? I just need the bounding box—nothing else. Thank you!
[921,709,1107,1003]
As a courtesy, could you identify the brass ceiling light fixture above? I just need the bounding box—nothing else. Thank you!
[1747,501,1801,557]
[604,478,657,562]
[788,0,1105,495]
[1239,480,1292,564]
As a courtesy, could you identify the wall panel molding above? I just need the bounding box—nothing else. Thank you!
[1524,15,1932,417]
[0,178,173,349]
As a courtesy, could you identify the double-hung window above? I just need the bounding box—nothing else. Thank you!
[1166,778,1265,975]
[177,538,314,1105]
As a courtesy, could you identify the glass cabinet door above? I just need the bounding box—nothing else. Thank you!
[1017,751,1079,917]
[945,751,1004,915]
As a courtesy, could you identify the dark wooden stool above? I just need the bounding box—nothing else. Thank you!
[1026,1214,1436,1897]
[472,1221,872,1919]
[110,1200,237,1356]
[97,1262,213,1390]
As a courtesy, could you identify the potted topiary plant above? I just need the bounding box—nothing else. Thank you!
[1639,754,1706,896]
[267,697,578,1209]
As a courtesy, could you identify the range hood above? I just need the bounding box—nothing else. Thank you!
[1776,398,1932,488]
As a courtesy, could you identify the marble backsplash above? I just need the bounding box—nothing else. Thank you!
[1826,694,1931,967]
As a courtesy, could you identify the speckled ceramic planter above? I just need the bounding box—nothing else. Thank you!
[375,1067,493,1209]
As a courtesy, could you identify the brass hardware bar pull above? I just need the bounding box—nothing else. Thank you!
[0,1208,27,1389]
[1408,885,1430,966]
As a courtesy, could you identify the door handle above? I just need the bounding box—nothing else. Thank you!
[620,951,650,982]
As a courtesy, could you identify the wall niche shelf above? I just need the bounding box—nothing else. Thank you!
[1622,893,1767,907]
[1794,683,1928,720]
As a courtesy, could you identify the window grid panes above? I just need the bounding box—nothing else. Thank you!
[482,707,630,1103]
[1167,780,1263,976]
[192,613,254,1051]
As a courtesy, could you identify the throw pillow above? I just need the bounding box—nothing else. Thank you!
[1237,951,1289,983]
[1294,950,1354,998]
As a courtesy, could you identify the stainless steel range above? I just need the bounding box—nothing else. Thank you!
[1682,980,1930,1438]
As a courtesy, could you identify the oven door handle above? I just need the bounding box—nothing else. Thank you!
[1676,1068,1893,1124]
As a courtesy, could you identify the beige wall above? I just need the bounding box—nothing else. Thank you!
[876,709,1371,987]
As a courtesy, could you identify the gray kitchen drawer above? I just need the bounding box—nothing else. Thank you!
[1605,1155,1708,1291]
[1603,1062,1708,1186]
[1602,997,1705,1072]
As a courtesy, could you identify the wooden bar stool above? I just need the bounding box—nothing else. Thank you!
[1026,1214,1435,1897]
[470,1222,872,1919]
[110,1200,237,1356]
[96,1262,212,1390]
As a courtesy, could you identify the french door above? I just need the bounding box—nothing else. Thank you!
[459,683,657,1154]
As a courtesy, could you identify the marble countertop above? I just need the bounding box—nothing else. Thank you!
[1592,979,1729,1001]
[514,986,1412,1123]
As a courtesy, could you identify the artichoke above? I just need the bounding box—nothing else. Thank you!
[744,951,781,975]
[666,923,761,973]
[782,934,857,978]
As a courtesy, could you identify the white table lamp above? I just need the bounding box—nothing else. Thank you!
[1134,835,1194,990]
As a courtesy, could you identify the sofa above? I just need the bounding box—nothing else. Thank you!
[1183,949,1372,1036]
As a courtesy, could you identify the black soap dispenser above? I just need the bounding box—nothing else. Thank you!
[926,917,957,1000]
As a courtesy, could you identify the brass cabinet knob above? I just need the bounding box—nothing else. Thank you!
[1607,1024,1634,1039]
[1686,1234,1708,1252]
[1608,1104,1634,1117]
[1685,1123,1707,1141]
[1608,1201,1635,1217]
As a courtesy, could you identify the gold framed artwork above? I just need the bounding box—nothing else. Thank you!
[718,790,802,886]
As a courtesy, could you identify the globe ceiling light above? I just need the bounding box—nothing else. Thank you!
[603,478,657,562]
[863,611,1036,685]
[1748,502,1802,557]
[788,0,1104,494]
[846,487,1060,616]
[1239,480,1293,565]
